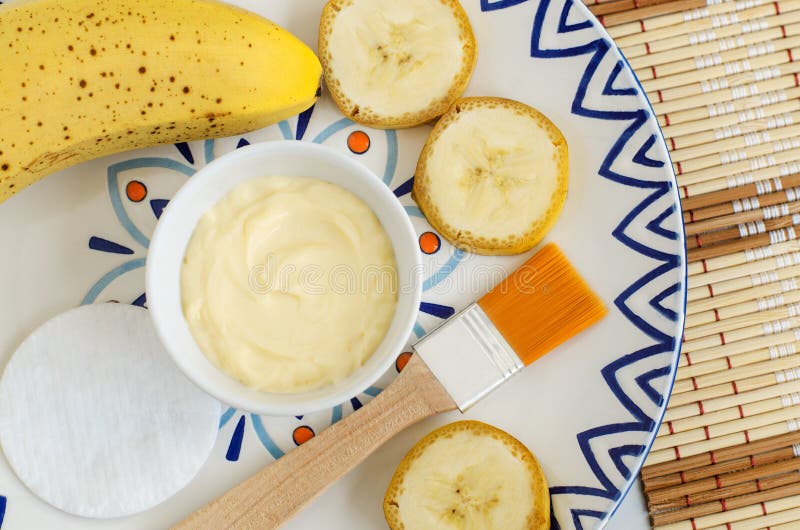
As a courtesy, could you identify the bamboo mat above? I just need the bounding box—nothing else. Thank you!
[583,0,800,527]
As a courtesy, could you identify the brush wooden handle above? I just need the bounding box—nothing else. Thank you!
[174,354,456,529]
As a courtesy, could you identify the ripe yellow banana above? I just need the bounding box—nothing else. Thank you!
[0,0,321,202]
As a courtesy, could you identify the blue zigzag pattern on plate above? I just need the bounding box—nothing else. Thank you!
[482,0,684,527]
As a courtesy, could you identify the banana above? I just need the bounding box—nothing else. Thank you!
[0,0,321,203]
[318,0,476,129]
[384,420,549,530]
[413,97,569,255]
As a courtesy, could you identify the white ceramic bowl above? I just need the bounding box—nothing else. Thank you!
[146,141,422,415]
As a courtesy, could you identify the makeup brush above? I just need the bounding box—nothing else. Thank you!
[175,243,607,529]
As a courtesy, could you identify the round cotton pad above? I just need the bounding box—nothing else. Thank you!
[0,304,220,518]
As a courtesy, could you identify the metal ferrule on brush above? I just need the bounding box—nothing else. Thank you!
[412,304,524,412]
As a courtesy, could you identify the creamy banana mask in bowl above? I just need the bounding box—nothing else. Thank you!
[146,141,422,415]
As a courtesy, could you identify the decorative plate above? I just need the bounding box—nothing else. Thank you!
[0,0,686,528]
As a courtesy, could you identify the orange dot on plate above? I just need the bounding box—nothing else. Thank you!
[419,232,441,255]
[396,352,413,373]
[347,130,370,154]
[293,425,315,446]
[126,180,147,202]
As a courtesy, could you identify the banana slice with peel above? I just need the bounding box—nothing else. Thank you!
[319,0,476,129]
[384,420,549,530]
[414,97,569,255]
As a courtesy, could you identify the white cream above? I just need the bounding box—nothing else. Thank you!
[181,176,398,393]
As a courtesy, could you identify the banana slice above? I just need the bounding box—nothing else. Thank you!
[414,97,568,255]
[318,0,476,128]
[384,420,549,530]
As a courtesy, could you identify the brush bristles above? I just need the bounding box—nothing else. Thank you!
[477,243,607,366]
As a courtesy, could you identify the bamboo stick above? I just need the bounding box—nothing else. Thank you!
[647,72,798,114]
[644,444,800,493]
[687,212,800,248]
[686,289,800,328]
[682,176,799,213]
[686,196,800,235]
[650,472,800,515]
[652,405,800,451]
[642,431,800,480]
[614,0,800,49]
[684,184,800,227]
[636,28,800,75]
[687,276,799,313]
[769,517,800,529]
[651,481,800,527]
[676,502,800,530]
[687,255,800,292]
[658,393,800,438]
[673,354,800,394]
[600,0,709,26]
[665,380,800,422]
[664,85,800,129]
[681,315,800,353]
[690,216,800,254]
[636,29,800,73]
[685,303,800,340]
[648,454,800,506]
[676,342,800,378]
[677,341,799,380]
[686,241,800,279]
[672,122,800,163]
[643,50,800,94]
[680,328,800,366]
[589,0,678,17]
[665,100,800,142]
[688,226,800,262]
[627,11,800,60]
[687,265,799,303]
[608,0,774,39]
[667,365,800,408]
[769,516,800,529]
[682,158,800,201]
[646,421,800,466]
[673,111,800,154]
